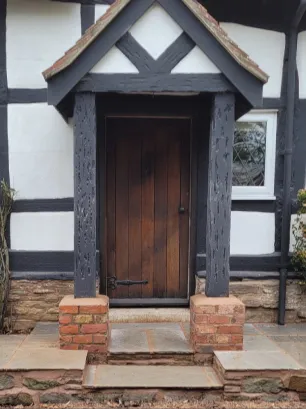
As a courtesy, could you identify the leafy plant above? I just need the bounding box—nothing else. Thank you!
[292,189,306,282]
[0,180,15,332]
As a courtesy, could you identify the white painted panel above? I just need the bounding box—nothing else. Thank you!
[129,3,183,59]
[230,212,275,255]
[220,24,285,98]
[90,46,138,74]
[7,0,81,88]
[171,46,220,74]
[95,5,110,22]
[10,212,74,251]
[8,104,73,199]
[297,32,306,98]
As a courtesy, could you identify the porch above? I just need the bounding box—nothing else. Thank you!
[0,321,306,406]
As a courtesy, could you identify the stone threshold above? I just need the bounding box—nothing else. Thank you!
[109,308,190,323]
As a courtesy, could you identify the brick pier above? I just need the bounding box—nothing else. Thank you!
[190,294,245,353]
[59,295,109,353]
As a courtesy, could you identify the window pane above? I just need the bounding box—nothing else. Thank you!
[233,121,267,186]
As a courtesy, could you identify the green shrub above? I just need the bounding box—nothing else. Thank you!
[292,189,306,281]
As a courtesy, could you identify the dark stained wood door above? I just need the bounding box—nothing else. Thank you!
[105,118,190,300]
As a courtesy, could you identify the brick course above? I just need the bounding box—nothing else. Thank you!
[190,294,245,353]
[59,295,109,353]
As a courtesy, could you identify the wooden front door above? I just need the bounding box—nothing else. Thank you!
[105,118,190,301]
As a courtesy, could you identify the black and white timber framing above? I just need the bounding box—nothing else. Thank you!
[1,0,306,296]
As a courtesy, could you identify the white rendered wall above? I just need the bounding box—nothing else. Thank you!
[90,46,138,74]
[7,0,81,88]
[129,3,183,59]
[8,104,73,199]
[220,24,285,98]
[10,212,74,251]
[95,5,110,22]
[230,212,275,255]
[171,46,220,74]
[297,32,306,98]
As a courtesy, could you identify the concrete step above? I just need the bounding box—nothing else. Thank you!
[109,308,190,323]
[83,365,223,389]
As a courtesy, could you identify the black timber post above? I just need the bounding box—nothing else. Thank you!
[205,93,235,297]
[73,92,97,298]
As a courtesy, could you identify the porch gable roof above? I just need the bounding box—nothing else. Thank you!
[42,0,269,107]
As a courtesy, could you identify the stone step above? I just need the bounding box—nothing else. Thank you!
[109,308,190,323]
[83,365,223,389]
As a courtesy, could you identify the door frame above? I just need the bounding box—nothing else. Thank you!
[97,94,200,307]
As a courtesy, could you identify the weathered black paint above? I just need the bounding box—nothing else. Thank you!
[205,93,235,297]
[9,249,284,273]
[197,270,300,280]
[154,33,195,74]
[74,93,97,298]
[116,32,155,74]
[81,4,95,35]
[0,106,9,185]
[11,271,74,280]
[274,37,290,253]
[13,198,74,212]
[47,0,156,105]
[197,252,282,272]
[76,73,236,93]
[158,0,264,106]
[8,89,48,104]
[10,269,301,281]
[9,251,74,272]
[10,198,275,214]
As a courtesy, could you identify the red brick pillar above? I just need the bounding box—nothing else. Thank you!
[190,294,245,354]
[59,295,109,354]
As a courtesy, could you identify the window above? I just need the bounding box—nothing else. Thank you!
[232,110,277,200]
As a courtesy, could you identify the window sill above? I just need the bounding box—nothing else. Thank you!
[232,195,276,201]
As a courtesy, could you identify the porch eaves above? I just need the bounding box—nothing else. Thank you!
[42,0,269,85]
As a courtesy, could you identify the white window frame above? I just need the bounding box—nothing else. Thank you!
[232,110,278,200]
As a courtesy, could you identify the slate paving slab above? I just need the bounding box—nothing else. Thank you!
[4,348,87,371]
[147,329,193,353]
[215,350,302,371]
[109,323,192,354]
[243,335,282,352]
[255,323,306,336]
[22,322,59,349]
[109,328,149,353]
[0,335,26,369]
[243,324,261,336]
[83,365,222,389]
[276,342,306,369]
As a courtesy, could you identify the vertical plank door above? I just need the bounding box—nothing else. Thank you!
[105,118,190,301]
